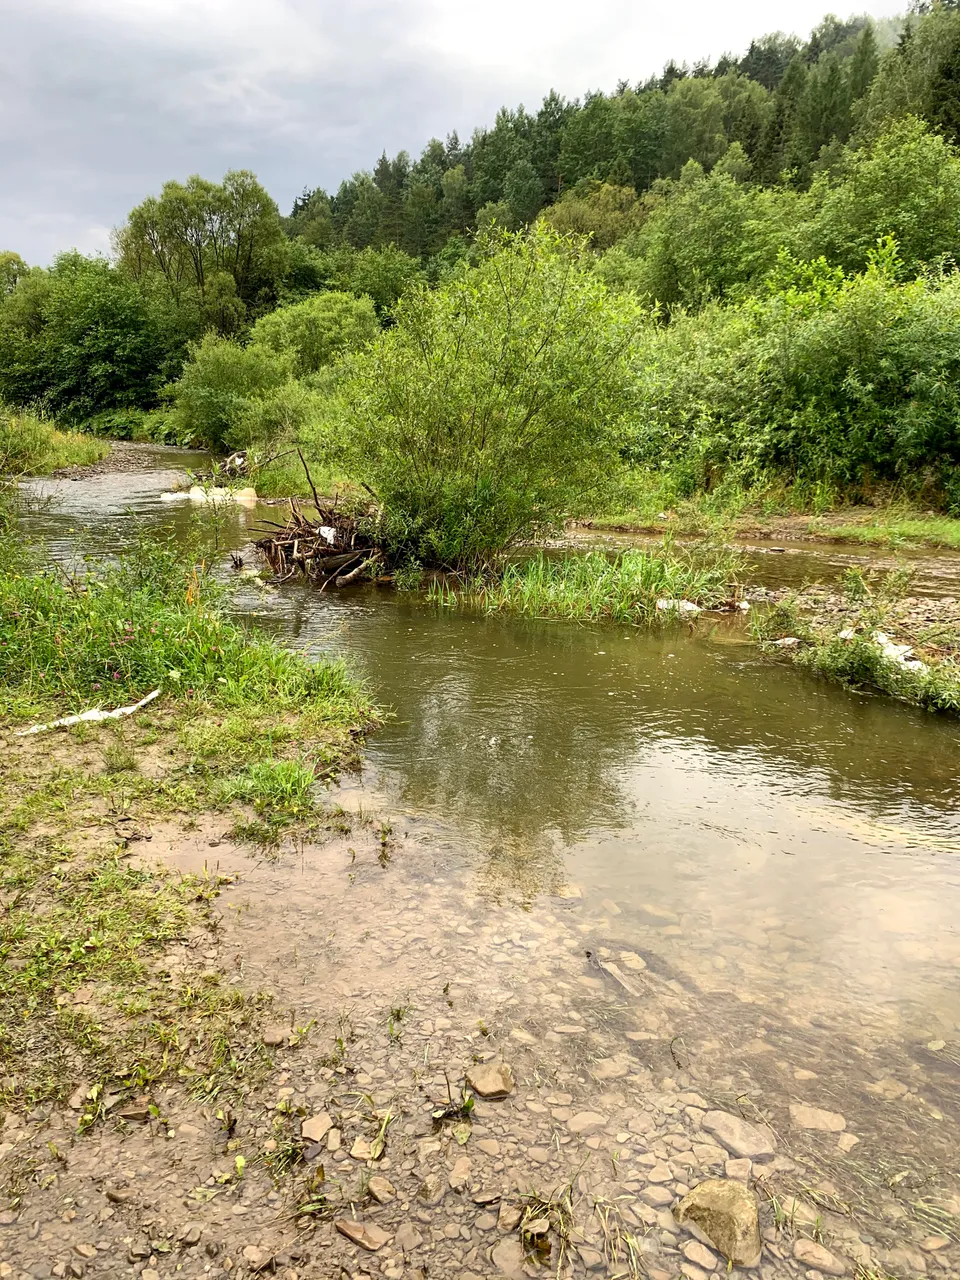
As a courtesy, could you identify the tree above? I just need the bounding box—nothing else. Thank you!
[504,158,544,226]
[545,183,645,250]
[663,78,730,174]
[558,93,618,186]
[599,167,796,310]
[0,254,182,421]
[164,332,289,448]
[804,115,960,274]
[341,226,643,567]
[0,252,27,297]
[249,291,379,376]
[117,171,287,332]
[739,32,803,89]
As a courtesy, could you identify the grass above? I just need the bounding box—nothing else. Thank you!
[0,527,368,722]
[427,543,742,624]
[0,523,376,1112]
[0,405,108,476]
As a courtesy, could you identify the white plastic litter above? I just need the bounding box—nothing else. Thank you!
[838,627,857,640]
[771,636,802,648]
[872,630,928,672]
[319,526,337,545]
[15,689,160,737]
[737,600,751,611]
[655,599,702,616]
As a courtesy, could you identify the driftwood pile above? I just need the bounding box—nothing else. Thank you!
[254,497,380,588]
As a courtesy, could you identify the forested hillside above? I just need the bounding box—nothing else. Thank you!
[7,4,960,539]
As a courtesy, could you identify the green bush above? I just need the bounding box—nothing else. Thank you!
[341,226,644,568]
[623,239,960,499]
[164,333,289,449]
[248,291,379,376]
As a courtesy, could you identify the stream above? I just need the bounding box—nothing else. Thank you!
[20,447,960,1274]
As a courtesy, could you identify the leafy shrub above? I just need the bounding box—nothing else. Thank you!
[248,291,379,376]
[341,226,644,568]
[164,333,289,449]
[623,239,960,498]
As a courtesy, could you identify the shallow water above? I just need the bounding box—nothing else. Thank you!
[20,455,960,1214]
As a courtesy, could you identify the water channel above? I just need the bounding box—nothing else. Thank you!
[21,447,960,1273]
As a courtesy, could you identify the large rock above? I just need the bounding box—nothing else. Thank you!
[674,1180,762,1268]
[789,1103,846,1132]
[466,1062,515,1099]
[702,1110,776,1160]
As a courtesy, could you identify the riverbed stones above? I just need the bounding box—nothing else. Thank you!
[335,1219,391,1251]
[793,1238,847,1275]
[491,1237,526,1278]
[449,1156,472,1190]
[394,1224,423,1253]
[465,1062,515,1099]
[674,1180,762,1268]
[683,1240,719,1270]
[702,1110,776,1159]
[789,1103,846,1132]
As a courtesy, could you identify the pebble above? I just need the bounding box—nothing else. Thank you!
[300,1112,332,1143]
[368,1176,396,1203]
[566,1111,607,1136]
[789,1104,846,1132]
[394,1224,424,1252]
[465,1063,515,1099]
[335,1219,391,1252]
[683,1241,718,1270]
[702,1110,776,1159]
[793,1238,847,1275]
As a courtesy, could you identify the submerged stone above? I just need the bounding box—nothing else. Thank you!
[674,1179,761,1268]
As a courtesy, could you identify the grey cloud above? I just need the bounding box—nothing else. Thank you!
[0,0,484,261]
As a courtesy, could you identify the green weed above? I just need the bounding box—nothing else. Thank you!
[428,544,741,624]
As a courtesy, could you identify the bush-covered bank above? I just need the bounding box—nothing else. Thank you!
[0,530,375,1109]
[426,543,742,623]
[12,9,960,553]
[0,405,108,476]
[753,571,960,713]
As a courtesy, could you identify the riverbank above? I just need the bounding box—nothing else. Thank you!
[4,470,960,1279]
[2,716,957,1280]
[578,507,960,553]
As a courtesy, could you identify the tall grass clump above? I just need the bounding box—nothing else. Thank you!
[428,543,741,623]
[0,405,107,476]
[341,225,644,570]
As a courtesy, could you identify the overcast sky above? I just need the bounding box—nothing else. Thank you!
[1,0,903,264]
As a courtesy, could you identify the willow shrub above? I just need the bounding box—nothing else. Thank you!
[624,241,960,506]
[340,227,645,569]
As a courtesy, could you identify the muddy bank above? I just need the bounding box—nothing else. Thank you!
[1,804,956,1280]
